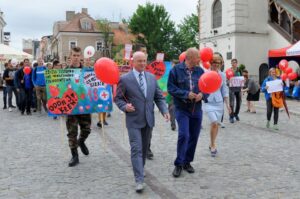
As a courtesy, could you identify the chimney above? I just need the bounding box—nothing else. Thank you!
[66,11,75,21]
[82,8,88,15]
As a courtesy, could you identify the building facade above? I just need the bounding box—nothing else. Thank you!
[51,8,113,64]
[0,10,6,44]
[198,0,300,83]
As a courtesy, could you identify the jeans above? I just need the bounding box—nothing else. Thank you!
[174,110,202,166]
[19,88,33,113]
[229,90,241,118]
[6,85,18,107]
[3,87,7,107]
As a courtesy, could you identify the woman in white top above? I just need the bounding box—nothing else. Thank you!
[203,54,231,157]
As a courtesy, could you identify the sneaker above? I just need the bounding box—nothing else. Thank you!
[183,163,195,173]
[8,107,12,112]
[220,122,225,128]
[103,120,108,125]
[229,117,234,123]
[266,121,270,128]
[235,115,240,121]
[211,148,218,157]
[135,183,144,193]
[273,124,279,131]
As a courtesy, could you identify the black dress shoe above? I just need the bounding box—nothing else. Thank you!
[171,126,176,131]
[183,163,195,173]
[147,150,154,160]
[235,115,240,121]
[97,122,102,128]
[3,106,7,109]
[68,149,79,167]
[172,166,182,177]
[78,139,89,155]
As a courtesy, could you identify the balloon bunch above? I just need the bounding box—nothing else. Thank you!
[279,60,298,81]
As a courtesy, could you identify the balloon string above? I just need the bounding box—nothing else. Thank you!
[120,89,129,103]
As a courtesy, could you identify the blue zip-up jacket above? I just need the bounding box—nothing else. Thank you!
[32,66,47,86]
[14,67,33,89]
[261,76,282,101]
[167,62,208,114]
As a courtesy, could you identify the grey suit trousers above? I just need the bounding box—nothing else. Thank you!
[127,125,152,183]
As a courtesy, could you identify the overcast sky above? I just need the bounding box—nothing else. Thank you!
[1,0,198,50]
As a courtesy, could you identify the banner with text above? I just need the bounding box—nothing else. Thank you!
[45,68,112,116]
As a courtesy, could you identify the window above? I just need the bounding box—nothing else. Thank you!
[82,21,91,30]
[96,41,103,51]
[212,0,222,29]
[69,41,77,50]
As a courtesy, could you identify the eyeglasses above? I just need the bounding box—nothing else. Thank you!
[212,61,222,65]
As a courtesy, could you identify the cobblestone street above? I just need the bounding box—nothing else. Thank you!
[0,93,300,199]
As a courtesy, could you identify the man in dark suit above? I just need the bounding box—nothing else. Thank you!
[115,51,169,193]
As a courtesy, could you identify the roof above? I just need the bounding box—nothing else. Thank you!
[59,12,99,32]
[276,0,300,20]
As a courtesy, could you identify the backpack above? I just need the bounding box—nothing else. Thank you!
[271,92,283,108]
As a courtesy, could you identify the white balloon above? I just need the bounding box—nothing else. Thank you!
[84,46,95,58]
[11,59,18,67]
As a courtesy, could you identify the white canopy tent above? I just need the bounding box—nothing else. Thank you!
[287,40,300,56]
[0,43,33,73]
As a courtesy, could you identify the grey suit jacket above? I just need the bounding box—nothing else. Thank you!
[115,70,168,129]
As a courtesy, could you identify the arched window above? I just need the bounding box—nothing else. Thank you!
[212,0,222,28]
[281,11,291,34]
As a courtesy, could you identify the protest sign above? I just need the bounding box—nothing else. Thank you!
[45,68,112,116]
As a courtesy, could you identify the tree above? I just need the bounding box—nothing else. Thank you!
[128,3,177,60]
[173,13,199,54]
[96,19,114,58]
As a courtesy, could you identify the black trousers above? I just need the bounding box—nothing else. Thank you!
[229,90,241,118]
[266,99,279,124]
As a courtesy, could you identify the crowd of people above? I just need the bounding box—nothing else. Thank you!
[1,46,289,193]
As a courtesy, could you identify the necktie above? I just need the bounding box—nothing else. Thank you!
[139,73,145,96]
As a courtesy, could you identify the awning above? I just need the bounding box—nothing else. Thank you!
[268,41,300,57]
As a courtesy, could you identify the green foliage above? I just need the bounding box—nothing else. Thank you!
[174,13,199,54]
[128,3,177,60]
[239,64,246,72]
[96,19,114,58]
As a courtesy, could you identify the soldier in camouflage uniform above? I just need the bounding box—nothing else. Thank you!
[66,47,91,167]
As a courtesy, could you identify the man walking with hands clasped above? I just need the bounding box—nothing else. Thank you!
[115,51,169,193]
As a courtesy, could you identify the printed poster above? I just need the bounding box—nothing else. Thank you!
[45,68,112,116]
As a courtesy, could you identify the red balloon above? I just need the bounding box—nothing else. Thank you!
[225,68,234,80]
[179,52,186,63]
[284,67,293,74]
[200,47,213,62]
[198,71,222,94]
[279,59,288,71]
[94,58,120,84]
[23,66,31,75]
[202,61,211,69]
[281,73,287,81]
[288,72,298,80]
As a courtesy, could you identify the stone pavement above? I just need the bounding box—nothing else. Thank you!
[0,92,300,199]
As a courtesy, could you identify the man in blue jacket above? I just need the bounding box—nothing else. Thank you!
[167,48,207,178]
[32,58,47,113]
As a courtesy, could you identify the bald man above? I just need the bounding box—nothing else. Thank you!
[115,51,169,193]
[168,48,208,178]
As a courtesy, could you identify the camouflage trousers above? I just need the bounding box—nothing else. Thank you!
[66,114,92,149]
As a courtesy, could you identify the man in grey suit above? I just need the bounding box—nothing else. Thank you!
[115,51,169,193]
